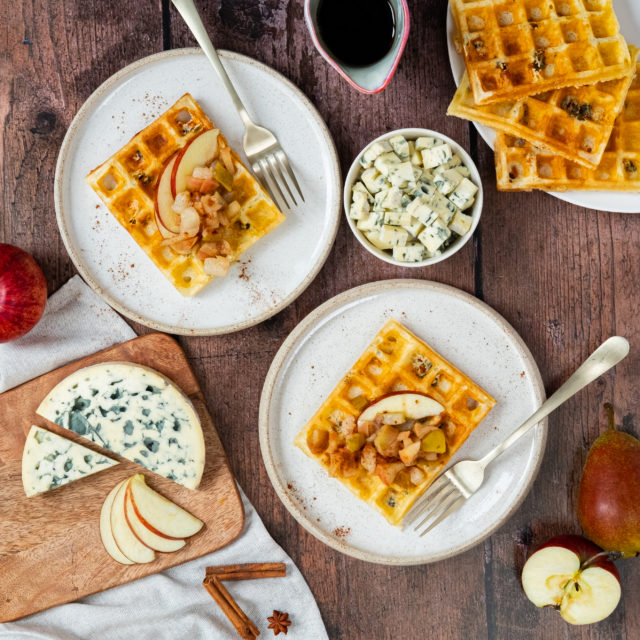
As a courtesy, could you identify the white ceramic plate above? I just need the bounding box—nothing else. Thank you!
[446,0,640,213]
[55,49,341,334]
[259,280,547,565]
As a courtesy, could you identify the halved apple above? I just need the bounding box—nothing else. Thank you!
[155,154,180,236]
[110,480,155,564]
[128,473,204,539]
[171,128,219,197]
[100,480,135,565]
[124,484,186,553]
[357,392,444,427]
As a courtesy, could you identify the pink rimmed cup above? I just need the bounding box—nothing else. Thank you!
[304,0,410,94]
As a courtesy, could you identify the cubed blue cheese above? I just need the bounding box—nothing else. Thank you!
[402,216,425,238]
[408,141,422,165]
[356,212,380,231]
[353,181,374,204]
[363,230,393,250]
[421,144,453,169]
[36,362,206,489]
[406,196,435,225]
[374,151,402,176]
[379,186,403,210]
[434,154,470,176]
[418,217,451,253]
[449,178,478,210]
[384,209,412,226]
[449,210,473,235]
[415,136,439,150]
[434,168,464,195]
[360,140,393,168]
[361,167,387,194]
[378,224,409,247]
[430,191,458,224]
[22,425,118,497]
[393,243,427,263]
[388,135,410,160]
[388,162,416,189]
[350,190,370,220]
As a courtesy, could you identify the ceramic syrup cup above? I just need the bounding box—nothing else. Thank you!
[304,0,410,94]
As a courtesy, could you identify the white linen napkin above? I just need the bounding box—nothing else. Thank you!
[0,276,327,640]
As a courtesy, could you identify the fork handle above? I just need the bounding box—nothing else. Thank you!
[171,0,252,127]
[479,336,629,467]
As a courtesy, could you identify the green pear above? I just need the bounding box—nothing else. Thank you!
[578,404,640,557]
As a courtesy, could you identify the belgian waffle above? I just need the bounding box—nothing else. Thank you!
[448,50,638,168]
[86,93,284,296]
[450,0,632,105]
[294,319,496,527]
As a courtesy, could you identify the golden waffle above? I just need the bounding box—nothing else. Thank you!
[86,94,284,296]
[294,319,496,527]
[494,59,640,192]
[450,0,632,105]
[448,50,638,168]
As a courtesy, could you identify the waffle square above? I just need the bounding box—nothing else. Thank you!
[494,58,640,191]
[450,0,632,105]
[86,93,284,296]
[448,50,638,168]
[293,319,496,526]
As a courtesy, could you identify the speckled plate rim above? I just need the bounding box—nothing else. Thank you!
[259,279,548,565]
[54,48,342,335]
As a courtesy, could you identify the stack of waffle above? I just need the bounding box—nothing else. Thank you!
[448,0,639,192]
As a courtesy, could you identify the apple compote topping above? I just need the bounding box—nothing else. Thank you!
[307,401,456,487]
[163,139,241,277]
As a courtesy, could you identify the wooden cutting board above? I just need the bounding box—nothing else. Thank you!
[0,333,244,622]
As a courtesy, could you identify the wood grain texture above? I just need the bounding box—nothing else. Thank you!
[1,0,639,638]
[0,334,243,622]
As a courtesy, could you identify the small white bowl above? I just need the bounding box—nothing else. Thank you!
[344,128,483,267]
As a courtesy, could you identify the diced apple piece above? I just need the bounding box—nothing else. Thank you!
[399,440,421,465]
[375,461,405,485]
[124,486,186,553]
[373,424,399,457]
[111,480,156,564]
[421,429,446,453]
[171,129,219,197]
[128,474,204,539]
[214,162,234,190]
[358,392,443,427]
[346,433,366,452]
[154,154,180,236]
[100,480,135,565]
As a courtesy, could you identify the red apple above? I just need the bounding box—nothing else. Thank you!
[154,154,181,236]
[357,391,443,427]
[170,129,219,197]
[521,534,621,625]
[0,244,47,342]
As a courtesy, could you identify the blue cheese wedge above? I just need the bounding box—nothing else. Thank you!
[36,362,205,489]
[22,425,118,497]
[351,134,479,263]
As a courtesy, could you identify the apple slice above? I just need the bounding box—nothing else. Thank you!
[155,154,180,236]
[171,128,219,197]
[521,534,621,625]
[110,479,156,564]
[100,480,135,565]
[128,473,204,539]
[358,392,443,427]
[124,484,186,553]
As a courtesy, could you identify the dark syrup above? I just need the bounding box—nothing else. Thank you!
[317,0,396,67]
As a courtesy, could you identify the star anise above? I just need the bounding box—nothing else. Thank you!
[267,610,291,636]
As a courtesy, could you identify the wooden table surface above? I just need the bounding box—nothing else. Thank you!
[2,1,639,638]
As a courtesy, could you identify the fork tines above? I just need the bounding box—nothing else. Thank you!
[252,149,304,212]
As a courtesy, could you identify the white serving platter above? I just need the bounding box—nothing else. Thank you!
[259,280,547,565]
[446,0,640,213]
[55,49,341,334]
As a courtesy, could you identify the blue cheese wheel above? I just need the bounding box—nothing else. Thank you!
[36,362,205,489]
[22,425,118,497]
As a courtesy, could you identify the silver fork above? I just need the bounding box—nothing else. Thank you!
[405,336,630,537]
[171,0,304,211]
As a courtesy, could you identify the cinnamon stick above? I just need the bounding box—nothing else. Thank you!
[202,578,259,639]
[206,562,286,581]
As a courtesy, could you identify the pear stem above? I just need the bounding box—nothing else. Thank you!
[604,402,617,431]
[581,549,624,569]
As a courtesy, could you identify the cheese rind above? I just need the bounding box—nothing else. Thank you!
[22,425,118,497]
[36,362,205,489]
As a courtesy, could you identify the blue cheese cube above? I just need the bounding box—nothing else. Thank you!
[364,230,394,250]
[379,186,403,210]
[408,141,422,165]
[402,216,425,238]
[361,168,388,194]
[384,209,412,226]
[356,212,381,231]
[433,168,464,195]
[389,135,410,160]
[418,218,451,254]
[353,181,374,204]
[430,191,458,224]
[374,152,402,176]
[421,144,453,169]
[393,243,427,262]
[360,140,392,168]
[449,178,478,210]
[406,196,435,225]
[388,162,416,189]
[378,224,409,247]
[415,136,439,150]
[434,154,470,177]
[449,210,473,235]
[349,190,370,220]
